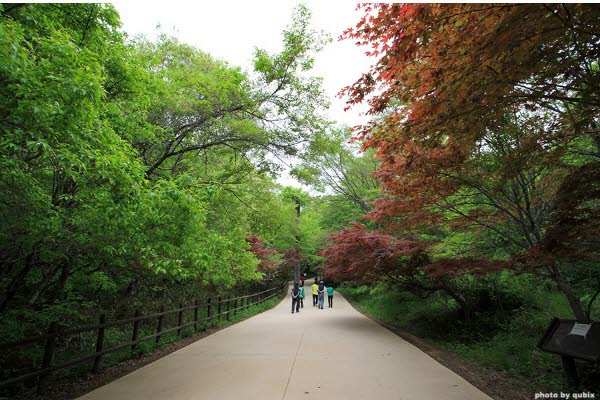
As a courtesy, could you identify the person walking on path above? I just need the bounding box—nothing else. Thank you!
[327,285,334,308]
[291,283,300,314]
[300,274,305,286]
[317,281,325,309]
[298,285,305,308]
[312,281,318,307]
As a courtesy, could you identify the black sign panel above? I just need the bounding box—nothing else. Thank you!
[538,318,600,362]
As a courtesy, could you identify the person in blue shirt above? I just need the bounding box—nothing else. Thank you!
[291,283,300,314]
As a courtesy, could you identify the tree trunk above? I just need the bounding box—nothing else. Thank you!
[0,249,36,313]
[46,264,70,305]
[28,266,62,305]
[550,263,588,322]
[439,277,472,322]
[294,204,301,283]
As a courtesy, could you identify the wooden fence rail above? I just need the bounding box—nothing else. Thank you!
[0,283,287,392]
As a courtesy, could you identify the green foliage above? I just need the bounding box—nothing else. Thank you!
[0,3,326,353]
[274,188,327,273]
[292,128,379,213]
[296,202,327,271]
[318,196,367,231]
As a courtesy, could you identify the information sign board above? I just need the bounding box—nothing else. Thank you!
[538,318,600,362]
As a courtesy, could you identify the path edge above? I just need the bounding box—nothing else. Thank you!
[338,292,533,400]
[23,288,288,400]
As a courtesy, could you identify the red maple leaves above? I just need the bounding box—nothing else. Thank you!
[246,235,278,273]
[246,235,304,276]
[320,223,424,283]
[325,4,600,293]
[320,223,511,283]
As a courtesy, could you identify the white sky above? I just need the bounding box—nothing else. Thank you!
[112,1,372,189]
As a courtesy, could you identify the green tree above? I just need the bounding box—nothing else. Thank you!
[293,128,379,212]
[0,3,329,323]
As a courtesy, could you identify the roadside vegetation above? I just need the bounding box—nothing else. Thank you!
[340,273,599,394]
[1,3,599,398]
[320,4,600,394]
[0,3,323,394]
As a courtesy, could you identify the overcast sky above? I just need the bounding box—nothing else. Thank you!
[113,1,372,188]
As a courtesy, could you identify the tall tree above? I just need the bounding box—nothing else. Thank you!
[133,5,329,179]
[0,3,327,323]
[341,4,600,321]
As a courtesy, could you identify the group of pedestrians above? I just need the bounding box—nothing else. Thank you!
[312,280,334,309]
[291,275,334,314]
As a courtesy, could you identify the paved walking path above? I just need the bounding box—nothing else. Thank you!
[79,282,492,400]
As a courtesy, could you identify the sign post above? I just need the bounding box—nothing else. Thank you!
[538,318,599,388]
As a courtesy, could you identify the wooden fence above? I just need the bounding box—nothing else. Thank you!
[0,283,287,392]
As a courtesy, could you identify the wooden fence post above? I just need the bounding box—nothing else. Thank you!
[226,295,230,321]
[177,302,184,336]
[3,285,284,392]
[93,314,106,373]
[131,309,141,351]
[156,305,165,344]
[194,299,199,330]
[561,356,580,388]
[37,321,58,393]
[217,296,222,320]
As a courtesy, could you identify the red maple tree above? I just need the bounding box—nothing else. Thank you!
[246,235,279,274]
[320,223,512,320]
[280,246,304,275]
[338,4,599,321]
[320,223,425,283]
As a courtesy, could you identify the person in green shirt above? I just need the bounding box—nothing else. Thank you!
[327,285,334,308]
[299,285,305,308]
[311,282,318,307]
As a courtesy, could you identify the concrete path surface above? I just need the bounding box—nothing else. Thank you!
[78,283,492,400]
